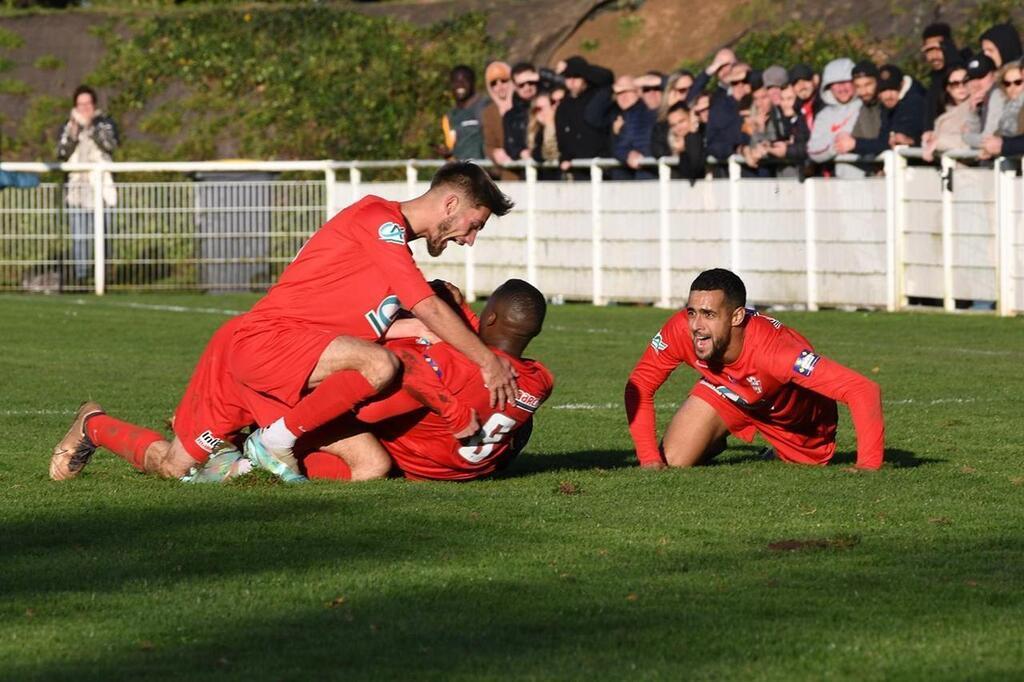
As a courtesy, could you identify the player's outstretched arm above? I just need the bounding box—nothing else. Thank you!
[624,321,687,468]
[790,355,885,469]
[410,295,517,407]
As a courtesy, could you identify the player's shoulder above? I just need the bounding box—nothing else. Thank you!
[515,356,555,392]
[341,195,408,239]
[747,309,814,349]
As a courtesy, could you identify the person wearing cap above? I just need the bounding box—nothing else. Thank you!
[480,61,516,180]
[962,55,1000,150]
[850,61,882,140]
[555,55,615,179]
[807,58,862,176]
[762,65,788,106]
[609,75,658,180]
[979,23,1022,69]
[789,63,822,132]
[440,65,489,161]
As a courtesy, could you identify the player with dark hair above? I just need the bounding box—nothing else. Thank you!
[300,278,554,481]
[51,163,517,484]
[624,268,885,470]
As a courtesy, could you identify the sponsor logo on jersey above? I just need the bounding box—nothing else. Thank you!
[700,379,769,411]
[750,309,782,329]
[364,295,402,337]
[746,375,763,394]
[378,221,406,245]
[793,350,821,377]
[194,430,224,454]
[651,332,668,352]
[514,389,541,413]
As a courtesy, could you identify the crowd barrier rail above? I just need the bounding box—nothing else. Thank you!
[0,149,1021,316]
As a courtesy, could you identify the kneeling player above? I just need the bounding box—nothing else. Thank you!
[301,279,554,481]
[625,268,884,469]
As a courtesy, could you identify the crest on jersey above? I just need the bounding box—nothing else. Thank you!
[793,350,820,377]
[746,376,763,394]
[514,389,541,413]
[422,352,443,379]
[651,332,668,352]
[378,221,406,245]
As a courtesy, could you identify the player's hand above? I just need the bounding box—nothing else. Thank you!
[430,279,465,306]
[453,409,480,440]
[481,353,518,408]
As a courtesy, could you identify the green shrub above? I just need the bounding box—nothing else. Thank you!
[0,77,30,95]
[730,21,876,73]
[14,95,66,157]
[0,26,23,50]
[92,7,498,161]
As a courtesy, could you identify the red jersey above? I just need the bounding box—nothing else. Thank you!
[625,310,884,469]
[362,342,555,481]
[244,195,434,341]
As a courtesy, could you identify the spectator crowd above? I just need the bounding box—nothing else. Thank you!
[439,21,1024,180]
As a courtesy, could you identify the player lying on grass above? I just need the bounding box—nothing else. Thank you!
[625,268,885,469]
[51,161,516,483]
[298,278,554,482]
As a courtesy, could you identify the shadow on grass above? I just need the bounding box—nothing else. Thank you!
[501,449,637,476]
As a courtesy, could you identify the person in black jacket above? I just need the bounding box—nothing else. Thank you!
[555,56,614,180]
[980,23,1023,68]
[838,65,926,155]
[649,102,705,183]
[503,63,539,163]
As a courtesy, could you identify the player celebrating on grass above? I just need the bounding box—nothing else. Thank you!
[625,268,884,469]
[50,162,516,483]
[299,278,554,482]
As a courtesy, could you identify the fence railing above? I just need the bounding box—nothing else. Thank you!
[0,150,1021,316]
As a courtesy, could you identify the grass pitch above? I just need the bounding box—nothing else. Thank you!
[1,293,1022,681]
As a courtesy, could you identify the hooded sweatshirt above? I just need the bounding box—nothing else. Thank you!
[924,40,964,131]
[980,24,1023,66]
[807,59,862,164]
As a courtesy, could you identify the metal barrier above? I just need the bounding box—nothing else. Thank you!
[0,152,1021,316]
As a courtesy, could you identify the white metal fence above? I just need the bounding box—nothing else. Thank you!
[0,153,1021,316]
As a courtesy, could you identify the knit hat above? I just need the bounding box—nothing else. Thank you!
[979,23,1023,65]
[852,60,879,79]
[789,63,815,83]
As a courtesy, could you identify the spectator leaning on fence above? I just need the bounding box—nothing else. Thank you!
[962,55,998,149]
[790,63,822,129]
[609,75,658,180]
[503,62,539,166]
[807,58,862,178]
[923,62,972,162]
[759,67,809,178]
[650,102,705,183]
[480,61,517,180]
[839,65,925,160]
[440,65,488,161]
[56,84,119,283]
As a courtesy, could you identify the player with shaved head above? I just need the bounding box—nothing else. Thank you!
[625,268,885,469]
[301,278,554,481]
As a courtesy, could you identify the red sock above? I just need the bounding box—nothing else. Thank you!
[86,414,164,471]
[283,371,377,435]
[303,451,353,480]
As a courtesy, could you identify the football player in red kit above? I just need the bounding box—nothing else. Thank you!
[625,268,884,469]
[301,278,554,481]
[50,163,516,483]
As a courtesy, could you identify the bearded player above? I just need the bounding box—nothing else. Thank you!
[50,163,516,483]
[625,268,884,469]
[299,278,554,482]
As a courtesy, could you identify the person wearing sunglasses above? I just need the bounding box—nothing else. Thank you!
[981,58,1024,158]
[609,75,658,180]
[636,72,665,112]
[923,60,972,163]
[480,61,517,180]
[502,62,541,173]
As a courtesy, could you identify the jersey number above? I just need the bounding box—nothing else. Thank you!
[457,413,517,464]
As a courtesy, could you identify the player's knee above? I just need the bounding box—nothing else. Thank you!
[350,456,391,481]
[361,347,400,392]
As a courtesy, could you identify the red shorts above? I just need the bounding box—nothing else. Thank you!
[690,380,837,466]
[172,317,335,462]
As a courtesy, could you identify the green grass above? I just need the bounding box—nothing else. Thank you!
[1,293,1022,680]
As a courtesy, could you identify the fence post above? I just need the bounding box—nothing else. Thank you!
[406,162,417,199]
[349,164,362,202]
[657,159,672,308]
[324,166,336,222]
[804,177,818,311]
[91,166,105,295]
[728,156,741,275]
[590,161,604,305]
[525,161,538,286]
[940,154,956,312]
[995,157,1016,317]
[883,150,905,311]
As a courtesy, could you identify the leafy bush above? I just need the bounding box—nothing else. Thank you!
[730,21,877,73]
[33,54,64,70]
[91,7,499,161]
